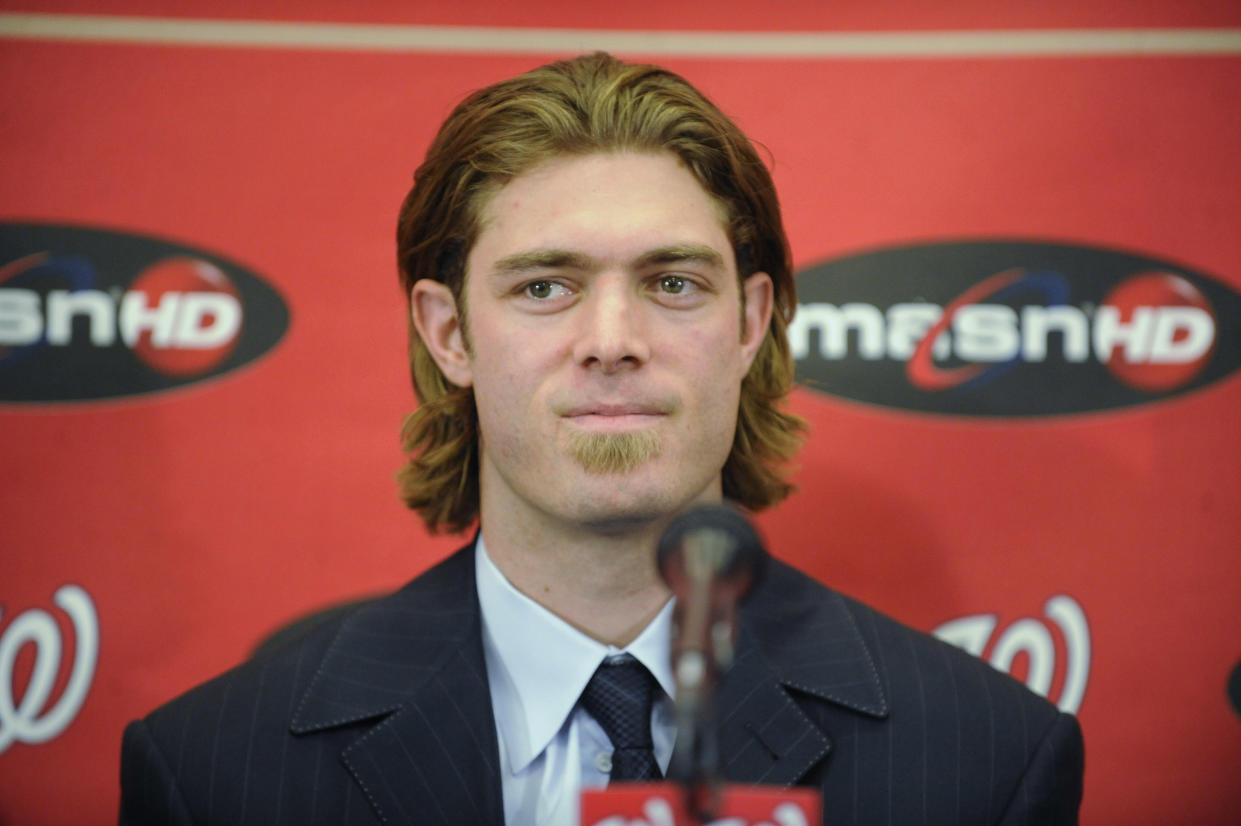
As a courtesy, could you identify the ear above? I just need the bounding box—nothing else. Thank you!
[739,271,773,371]
[410,279,472,387]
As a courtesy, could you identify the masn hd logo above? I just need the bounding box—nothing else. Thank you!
[791,240,1241,417]
[0,223,289,403]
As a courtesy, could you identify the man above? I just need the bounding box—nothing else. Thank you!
[120,53,1083,825]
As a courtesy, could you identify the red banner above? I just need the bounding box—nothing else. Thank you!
[3,4,1240,823]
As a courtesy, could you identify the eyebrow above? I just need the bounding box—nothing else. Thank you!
[490,244,726,275]
[633,244,726,271]
[491,249,594,274]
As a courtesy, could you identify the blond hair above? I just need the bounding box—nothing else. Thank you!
[396,52,804,533]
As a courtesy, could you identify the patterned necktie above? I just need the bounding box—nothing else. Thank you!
[579,654,663,781]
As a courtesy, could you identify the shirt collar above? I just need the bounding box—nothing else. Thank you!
[475,537,674,774]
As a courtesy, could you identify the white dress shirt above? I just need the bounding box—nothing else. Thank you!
[475,538,676,826]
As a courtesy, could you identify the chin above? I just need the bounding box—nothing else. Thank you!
[560,471,716,534]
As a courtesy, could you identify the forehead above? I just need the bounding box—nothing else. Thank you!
[467,151,733,272]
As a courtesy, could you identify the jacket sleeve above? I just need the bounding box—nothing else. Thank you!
[119,718,196,826]
[997,711,1085,826]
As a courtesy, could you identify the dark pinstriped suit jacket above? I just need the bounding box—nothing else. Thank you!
[120,544,1083,824]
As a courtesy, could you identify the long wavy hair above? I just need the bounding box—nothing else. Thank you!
[396,52,805,533]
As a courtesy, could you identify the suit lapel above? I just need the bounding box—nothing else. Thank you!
[291,546,504,826]
[718,558,890,786]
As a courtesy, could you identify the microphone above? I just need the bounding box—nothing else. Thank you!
[656,503,766,821]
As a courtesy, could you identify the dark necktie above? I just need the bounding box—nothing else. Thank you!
[579,654,663,781]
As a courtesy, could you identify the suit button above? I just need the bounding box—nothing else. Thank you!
[595,751,613,773]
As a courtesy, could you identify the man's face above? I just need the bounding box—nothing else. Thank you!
[425,151,771,534]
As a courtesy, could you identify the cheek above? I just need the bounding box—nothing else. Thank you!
[687,320,749,380]
[679,342,747,421]
[467,346,555,438]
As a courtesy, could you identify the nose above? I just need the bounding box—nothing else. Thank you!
[571,278,650,373]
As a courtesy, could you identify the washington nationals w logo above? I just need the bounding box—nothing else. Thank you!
[0,585,98,753]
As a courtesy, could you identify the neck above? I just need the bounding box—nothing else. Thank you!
[479,516,673,648]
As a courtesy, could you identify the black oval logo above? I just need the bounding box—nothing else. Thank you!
[0,223,289,403]
[792,240,1241,416]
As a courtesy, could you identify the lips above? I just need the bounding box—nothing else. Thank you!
[562,403,666,417]
[556,399,674,433]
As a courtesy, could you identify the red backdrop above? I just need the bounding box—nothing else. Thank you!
[3,3,1240,823]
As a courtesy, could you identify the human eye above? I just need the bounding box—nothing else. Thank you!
[658,274,689,294]
[522,279,573,300]
[648,273,705,306]
[513,278,576,312]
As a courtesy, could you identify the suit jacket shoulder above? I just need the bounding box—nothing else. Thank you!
[120,546,504,826]
[737,557,1084,824]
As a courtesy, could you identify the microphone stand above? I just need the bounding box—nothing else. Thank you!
[585,506,816,826]
[667,525,740,823]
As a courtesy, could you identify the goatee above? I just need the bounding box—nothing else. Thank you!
[566,430,660,474]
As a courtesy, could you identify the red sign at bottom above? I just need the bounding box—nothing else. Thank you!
[581,782,821,826]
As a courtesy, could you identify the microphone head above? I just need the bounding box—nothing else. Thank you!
[657,503,766,596]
